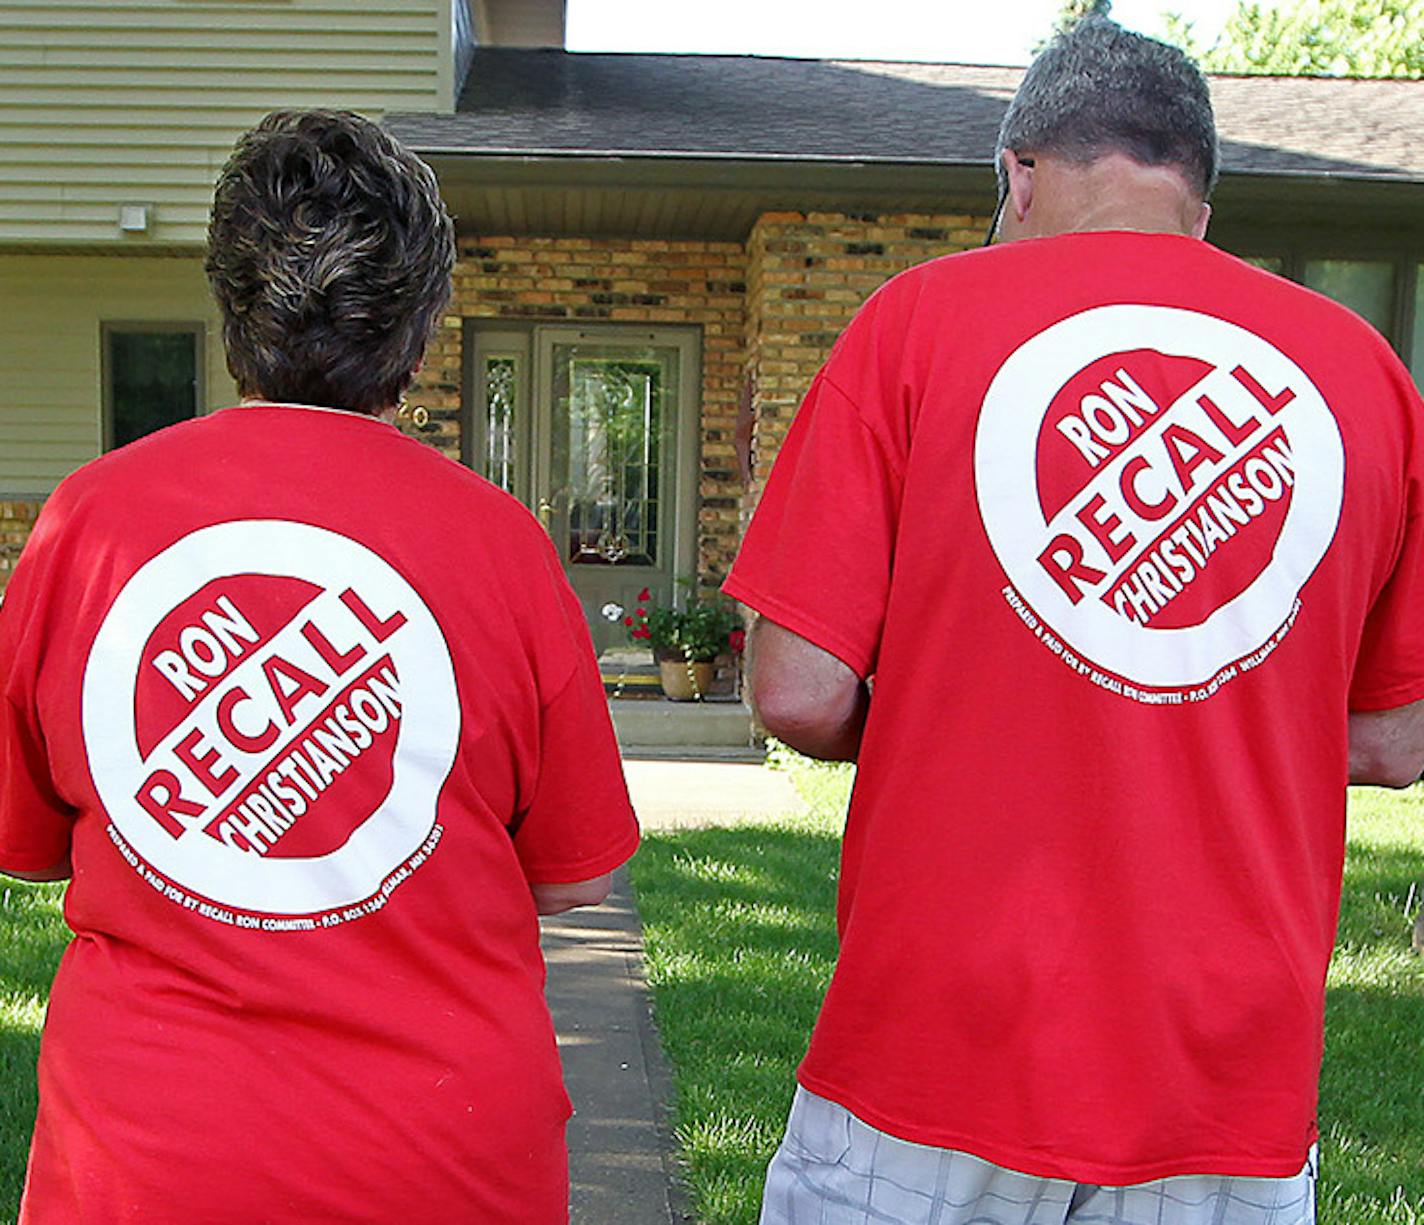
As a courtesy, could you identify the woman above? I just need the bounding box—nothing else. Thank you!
[0,110,637,1223]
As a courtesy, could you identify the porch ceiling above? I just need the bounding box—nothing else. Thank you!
[425,153,1424,246]
[426,155,997,241]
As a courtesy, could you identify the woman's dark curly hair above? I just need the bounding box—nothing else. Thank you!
[205,109,455,416]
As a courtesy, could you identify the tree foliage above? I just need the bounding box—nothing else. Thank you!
[1054,0,1113,33]
[1164,0,1424,78]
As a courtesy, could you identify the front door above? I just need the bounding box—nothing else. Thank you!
[468,325,699,654]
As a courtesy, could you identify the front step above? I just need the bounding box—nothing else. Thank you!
[609,696,757,752]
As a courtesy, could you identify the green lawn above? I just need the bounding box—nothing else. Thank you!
[629,762,1424,1225]
[0,879,66,1225]
[1,777,1420,1225]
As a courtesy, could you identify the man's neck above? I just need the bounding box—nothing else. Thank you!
[1006,153,1209,241]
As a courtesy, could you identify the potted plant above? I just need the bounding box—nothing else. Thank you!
[605,584,745,701]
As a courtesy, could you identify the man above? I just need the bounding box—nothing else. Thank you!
[725,17,1424,1225]
[0,111,637,1222]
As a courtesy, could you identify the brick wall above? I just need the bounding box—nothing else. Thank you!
[743,210,990,515]
[0,499,43,595]
[407,235,748,583]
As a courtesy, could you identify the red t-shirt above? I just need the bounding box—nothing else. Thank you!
[0,404,639,1223]
[725,232,1424,1184]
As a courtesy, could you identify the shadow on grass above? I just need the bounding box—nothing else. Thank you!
[1319,980,1424,1222]
[1318,840,1424,1221]
[0,1025,40,1225]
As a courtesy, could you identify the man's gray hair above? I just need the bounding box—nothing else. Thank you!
[995,16,1218,199]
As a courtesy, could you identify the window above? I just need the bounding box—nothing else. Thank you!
[1233,250,1422,375]
[103,325,202,450]
[1302,260,1395,337]
[1412,267,1424,394]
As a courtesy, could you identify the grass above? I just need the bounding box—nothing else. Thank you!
[1,775,1418,1224]
[0,880,67,1225]
[1318,786,1424,1225]
[629,759,1424,1225]
[627,753,847,1224]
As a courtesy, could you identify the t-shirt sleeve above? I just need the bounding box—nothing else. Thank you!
[0,553,75,873]
[1349,501,1424,711]
[511,576,639,884]
[1349,369,1424,711]
[723,370,904,679]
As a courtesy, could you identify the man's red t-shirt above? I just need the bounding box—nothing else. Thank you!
[725,232,1424,1184]
[0,405,639,1223]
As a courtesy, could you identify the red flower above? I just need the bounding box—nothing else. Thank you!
[729,629,746,654]
[624,616,634,626]
[637,587,651,602]
[635,606,647,618]
[632,626,651,640]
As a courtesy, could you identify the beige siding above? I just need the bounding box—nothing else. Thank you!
[0,0,447,246]
[0,254,238,494]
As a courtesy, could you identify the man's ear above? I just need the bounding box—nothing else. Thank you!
[1003,149,1035,222]
[1190,201,1211,240]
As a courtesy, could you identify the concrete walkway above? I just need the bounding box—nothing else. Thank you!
[621,758,805,830]
[541,757,807,1224]
[543,868,689,1224]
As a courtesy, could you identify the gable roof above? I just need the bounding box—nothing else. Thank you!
[389,48,1424,181]
[386,49,1424,242]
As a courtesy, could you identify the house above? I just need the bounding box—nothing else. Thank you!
[4,0,1423,668]
[0,0,559,587]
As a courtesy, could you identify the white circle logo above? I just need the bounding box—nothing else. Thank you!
[82,520,459,917]
[975,305,1344,697]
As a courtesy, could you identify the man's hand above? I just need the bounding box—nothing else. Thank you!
[748,617,869,762]
[1348,698,1424,787]
[1,854,71,883]
[531,873,613,915]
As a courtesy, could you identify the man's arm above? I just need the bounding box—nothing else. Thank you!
[1348,698,1424,787]
[531,872,613,915]
[748,617,869,762]
[1,853,71,883]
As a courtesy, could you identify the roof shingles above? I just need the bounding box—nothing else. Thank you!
[385,48,1424,182]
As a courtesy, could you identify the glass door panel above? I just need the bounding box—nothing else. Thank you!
[552,345,670,568]
[536,328,697,654]
[469,329,531,502]
[483,355,520,493]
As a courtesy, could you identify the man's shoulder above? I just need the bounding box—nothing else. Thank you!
[830,247,999,357]
[871,244,1002,301]
[887,233,1391,347]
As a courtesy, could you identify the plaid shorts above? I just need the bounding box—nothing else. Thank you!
[759,1087,1317,1225]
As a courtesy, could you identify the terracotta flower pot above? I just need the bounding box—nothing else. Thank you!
[658,658,715,701]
